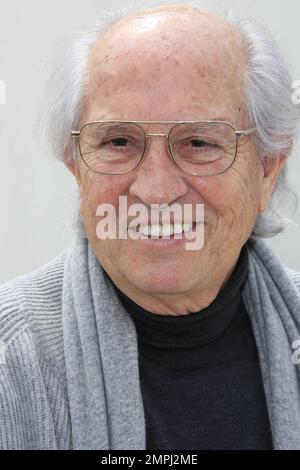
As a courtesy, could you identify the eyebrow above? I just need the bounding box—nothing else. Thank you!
[207,117,235,124]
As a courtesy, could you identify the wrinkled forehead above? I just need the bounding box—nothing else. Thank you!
[85,11,246,119]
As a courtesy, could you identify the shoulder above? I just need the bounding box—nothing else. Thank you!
[0,247,70,380]
[0,247,69,330]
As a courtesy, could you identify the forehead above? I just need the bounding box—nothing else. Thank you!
[85,10,246,121]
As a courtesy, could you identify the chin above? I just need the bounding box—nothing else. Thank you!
[128,265,195,295]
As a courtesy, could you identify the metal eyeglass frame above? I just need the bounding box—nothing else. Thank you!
[71,120,257,176]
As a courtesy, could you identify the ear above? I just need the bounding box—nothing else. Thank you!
[63,147,85,216]
[64,147,82,186]
[259,153,289,213]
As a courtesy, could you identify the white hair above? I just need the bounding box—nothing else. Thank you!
[35,0,300,238]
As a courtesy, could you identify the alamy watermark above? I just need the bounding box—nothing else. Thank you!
[0,80,6,105]
[291,80,300,105]
[0,339,7,365]
[291,339,300,365]
[95,197,205,251]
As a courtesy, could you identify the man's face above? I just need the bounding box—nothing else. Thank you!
[68,9,282,310]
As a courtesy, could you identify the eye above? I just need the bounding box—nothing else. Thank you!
[190,139,211,148]
[106,137,129,147]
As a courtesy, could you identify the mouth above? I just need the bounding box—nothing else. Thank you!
[129,221,201,239]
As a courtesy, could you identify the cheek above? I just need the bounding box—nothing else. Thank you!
[80,172,130,217]
[192,159,263,240]
[223,169,261,212]
[222,152,263,213]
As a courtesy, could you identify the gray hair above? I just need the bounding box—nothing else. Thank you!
[35,0,300,238]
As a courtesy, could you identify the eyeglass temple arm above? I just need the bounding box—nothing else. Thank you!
[236,127,256,137]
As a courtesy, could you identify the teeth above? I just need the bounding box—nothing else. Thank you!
[183,223,193,233]
[162,224,174,237]
[138,223,193,237]
[150,225,160,237]
[173,223,193,235]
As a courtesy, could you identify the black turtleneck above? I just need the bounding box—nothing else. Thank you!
[105,244,273,450]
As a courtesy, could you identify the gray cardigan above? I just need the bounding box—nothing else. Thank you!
[0,248,72,449]
[0,237,300,450]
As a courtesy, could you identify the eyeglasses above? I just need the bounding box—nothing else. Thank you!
[71,120,256,176]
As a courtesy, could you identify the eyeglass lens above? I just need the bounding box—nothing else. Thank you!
[78,122,237,175]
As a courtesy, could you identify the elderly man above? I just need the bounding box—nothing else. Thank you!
[1,3,300,451]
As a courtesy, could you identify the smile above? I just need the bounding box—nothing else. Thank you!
[137,222,194,238]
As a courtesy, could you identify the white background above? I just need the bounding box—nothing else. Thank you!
[0,0,299,283]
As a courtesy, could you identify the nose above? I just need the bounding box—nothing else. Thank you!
[128,136,188,206]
